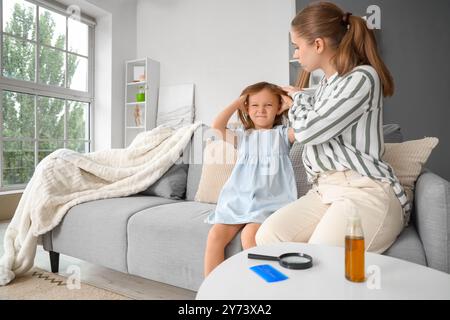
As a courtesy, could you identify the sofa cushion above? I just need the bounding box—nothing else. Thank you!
[127,201,242,291]
[48,196,180,273]
[140,163,189,200]
[194,140,237,204]
[186,124,210,200]
[289,142,310,198]
[383,137,439,206]
[383,225,427,266]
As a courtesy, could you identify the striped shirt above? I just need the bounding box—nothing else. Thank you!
[288,65,411,224]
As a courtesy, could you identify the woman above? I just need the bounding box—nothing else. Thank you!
[255,1,409,253]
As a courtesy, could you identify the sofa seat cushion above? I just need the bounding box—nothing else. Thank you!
[383,225,427,266]
[127,201,242,291]
[48,196,180,273]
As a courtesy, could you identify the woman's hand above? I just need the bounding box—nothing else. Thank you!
[277,94,293,115]
[282,85,302,97]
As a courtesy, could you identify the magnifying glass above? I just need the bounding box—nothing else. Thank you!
[248,252,313,270]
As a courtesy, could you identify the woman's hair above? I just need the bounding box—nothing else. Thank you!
[237,82,287,130]
[292,1,394,97]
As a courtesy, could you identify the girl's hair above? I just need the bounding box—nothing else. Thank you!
[237,82,287,130]
[292,1,394,97]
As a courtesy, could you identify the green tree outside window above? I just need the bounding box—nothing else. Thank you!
[1,0,90,187]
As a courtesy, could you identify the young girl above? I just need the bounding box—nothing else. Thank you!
[203,82,297,276]
[256,2,408,254]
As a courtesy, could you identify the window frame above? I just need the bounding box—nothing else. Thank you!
[0,0,95,191]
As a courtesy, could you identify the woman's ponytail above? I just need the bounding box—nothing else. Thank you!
[334,15,394,96]
[291,1,394,97]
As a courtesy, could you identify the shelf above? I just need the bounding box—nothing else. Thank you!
[127,58,147,64]
[125,57,160,147]
[127,81,146,86]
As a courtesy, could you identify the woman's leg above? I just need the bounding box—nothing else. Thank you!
[308,173,404,253]
[255,189,330,245]
[204,224,244,277]
[241,223,261,250]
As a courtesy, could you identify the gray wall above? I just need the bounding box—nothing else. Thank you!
[295,0,450,180]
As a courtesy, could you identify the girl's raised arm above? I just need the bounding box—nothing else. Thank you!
[211,95,246,146]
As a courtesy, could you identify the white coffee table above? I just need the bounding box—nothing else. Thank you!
[196,242,450,300]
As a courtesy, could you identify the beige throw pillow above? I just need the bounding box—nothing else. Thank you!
[194,140,238,204]
[382,137,439,203]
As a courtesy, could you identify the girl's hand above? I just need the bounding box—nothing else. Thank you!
[277,94,293,115]
[234,94,248,113]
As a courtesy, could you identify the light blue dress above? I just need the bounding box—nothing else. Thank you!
[205,125,297,224]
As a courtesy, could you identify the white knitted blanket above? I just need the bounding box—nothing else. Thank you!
[0,122,201,286]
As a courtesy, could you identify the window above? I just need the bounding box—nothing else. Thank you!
[0,0,95,190]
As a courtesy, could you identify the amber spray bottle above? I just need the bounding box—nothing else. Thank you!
[345,207,366,282]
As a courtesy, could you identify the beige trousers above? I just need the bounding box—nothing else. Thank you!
[255,170,404,253]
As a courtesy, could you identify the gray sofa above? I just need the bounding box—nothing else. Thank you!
[41,124,450,292]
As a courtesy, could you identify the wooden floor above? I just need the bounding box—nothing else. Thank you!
[0,220,196,300]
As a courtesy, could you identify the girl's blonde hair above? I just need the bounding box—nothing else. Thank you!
[237,82,287,130]
[292,1,394,97]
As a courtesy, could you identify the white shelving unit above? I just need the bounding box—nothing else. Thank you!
[288,33,302,86]
[124,57,160,147]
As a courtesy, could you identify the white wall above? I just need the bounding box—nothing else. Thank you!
[88,0,137,150]
[136,0,294,126]
[59,0,294,148]
[61,0,137,150]
[92,11,112,151]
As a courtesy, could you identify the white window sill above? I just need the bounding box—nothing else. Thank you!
[0,189,25,196]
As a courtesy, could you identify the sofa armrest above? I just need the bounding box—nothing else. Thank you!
[41,231,53,252]
[415,170,450,273]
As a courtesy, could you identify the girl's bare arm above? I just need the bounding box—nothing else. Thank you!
[211,95,246,146]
